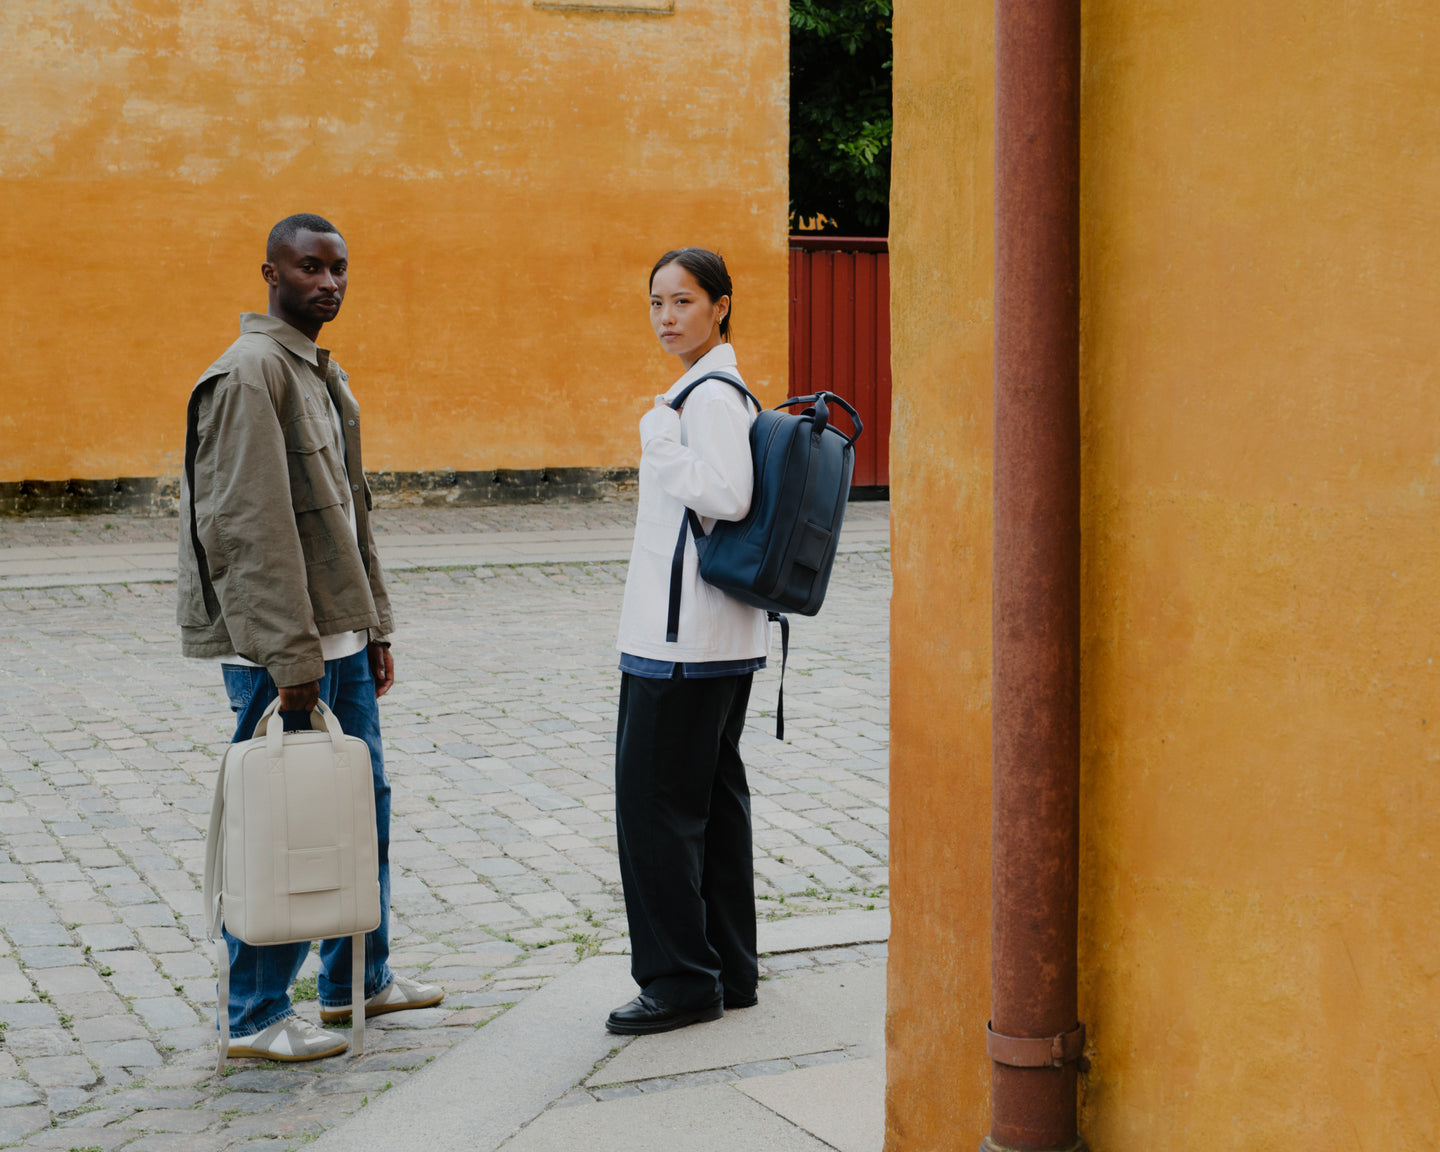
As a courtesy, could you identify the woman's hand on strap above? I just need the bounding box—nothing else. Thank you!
[639,396,680,449]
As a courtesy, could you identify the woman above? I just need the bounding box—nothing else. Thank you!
[607,247,768,1035]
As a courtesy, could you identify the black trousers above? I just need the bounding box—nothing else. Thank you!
[615,670,758,1010]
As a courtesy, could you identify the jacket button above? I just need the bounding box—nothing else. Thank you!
[352,483,360,491]
[347,419,356,427]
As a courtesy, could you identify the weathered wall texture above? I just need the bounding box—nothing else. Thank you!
[0,0,789,484]
[886,0,995,1145]
[890,0,1440,1147]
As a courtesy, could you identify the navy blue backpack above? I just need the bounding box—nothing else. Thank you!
[664,372,864,737]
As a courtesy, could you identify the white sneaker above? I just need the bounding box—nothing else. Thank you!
[227,1015,348,1062]
[321,973,444,1023]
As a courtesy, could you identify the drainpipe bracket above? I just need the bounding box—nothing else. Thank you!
[986,1021,1087,1070]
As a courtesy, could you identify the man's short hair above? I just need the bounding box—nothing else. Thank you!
[267,213,343,261]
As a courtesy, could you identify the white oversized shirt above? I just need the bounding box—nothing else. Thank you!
[616,343,769,663]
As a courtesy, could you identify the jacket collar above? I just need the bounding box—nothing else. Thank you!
[663,342,739,399]
[239,312,326,367]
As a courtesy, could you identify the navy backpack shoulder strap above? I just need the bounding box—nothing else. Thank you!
[667,371,763,414]
[666,508,708,644]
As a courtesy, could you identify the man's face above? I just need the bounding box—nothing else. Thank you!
[263,230,348,332]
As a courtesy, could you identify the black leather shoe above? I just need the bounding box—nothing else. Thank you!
[724,991,758,1009]
[605,992,723,1035]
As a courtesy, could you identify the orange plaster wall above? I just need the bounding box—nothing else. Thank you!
[1078,1,1440,1145]
[890,0,1440,1147]
[886,1,995,1147]
[0,0,789,483]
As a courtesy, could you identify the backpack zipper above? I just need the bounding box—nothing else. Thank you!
[739,416,786,544]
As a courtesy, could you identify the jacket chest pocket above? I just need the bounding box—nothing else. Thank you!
[285,414,347,514]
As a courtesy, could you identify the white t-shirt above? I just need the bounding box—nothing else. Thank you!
[221,390,367,670]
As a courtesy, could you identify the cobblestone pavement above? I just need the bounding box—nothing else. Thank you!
[0,501,889,1150]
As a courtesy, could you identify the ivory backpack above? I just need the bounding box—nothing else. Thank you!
[203,699,381,1068]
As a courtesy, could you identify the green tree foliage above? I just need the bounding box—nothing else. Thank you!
[790,0,893,236]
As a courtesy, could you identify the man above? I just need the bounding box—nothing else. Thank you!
[178,213,441,1061]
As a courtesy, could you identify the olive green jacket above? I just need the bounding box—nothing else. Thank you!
[177,313,393,686]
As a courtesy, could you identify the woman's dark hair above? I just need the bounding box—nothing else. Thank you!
[650,247,733,341]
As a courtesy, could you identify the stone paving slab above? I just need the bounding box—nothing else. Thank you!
[590,963,885,1086]
[499,1081,835,1152]
[306,955,635,1152]
[311,943,886,1152]
[757,908,890,955]
[0,500,889,1150]
[735,1055,885,1152]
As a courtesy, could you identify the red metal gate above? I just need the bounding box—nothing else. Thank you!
[788,236,891,488]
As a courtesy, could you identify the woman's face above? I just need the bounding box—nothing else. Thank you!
[650,262,728,369]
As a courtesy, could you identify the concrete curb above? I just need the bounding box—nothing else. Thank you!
[0,524,890,589]
[306,955,636,1152]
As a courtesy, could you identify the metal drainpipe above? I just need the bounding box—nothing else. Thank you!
[985,0,1085,1150]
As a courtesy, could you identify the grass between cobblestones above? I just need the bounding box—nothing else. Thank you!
[0,504,889,1150]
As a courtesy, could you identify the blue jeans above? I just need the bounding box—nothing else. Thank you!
[220,649,394,1036]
